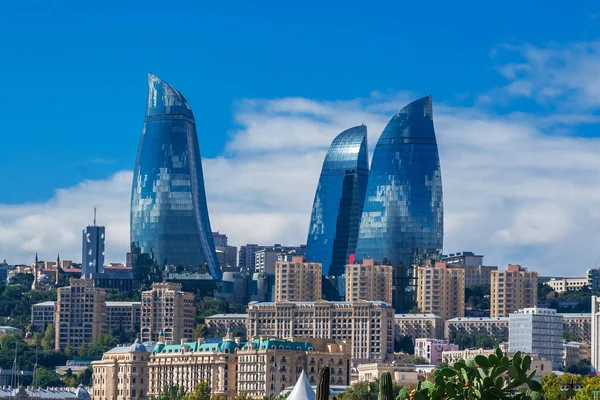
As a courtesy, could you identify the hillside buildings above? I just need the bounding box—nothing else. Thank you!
[416,262,465,322]
[394,314,443,341]
[490,265,537,318]
[140,282,196,343]
[444,317,509,342]
[414,339,458,365]
[274,256,322,302]
[345,260,393,303]
[441,251,497,287]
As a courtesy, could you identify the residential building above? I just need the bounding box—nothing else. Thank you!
[55,279,106,350]
[105,301,141,336]
[246,300,394,362]
[546,277,588,293]
[416,262,465,322]
[205,313,248,337]
[355,363,419,386]
[441,251,497,286]
[81,209,105,278]
[588,268,600,290]
[354,96,443,313]
[92,339,151,400]
[490,265,537,318]
[274,256,322,302]
[31,300,56,331]
[130,73,221,281]
[414,338,458,365]
[239,244,260,270]
[394,314,443,341]
[560,313,591,342]
[140,282,196,343]
[444,317,509,342]
[563,341,591,368]
[441,348,496,365]
[509,307,563,370]
[345,260,392,304]
[212,232,228,248]
[306,126,369,288]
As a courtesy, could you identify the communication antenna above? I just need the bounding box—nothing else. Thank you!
[93,207,97,226]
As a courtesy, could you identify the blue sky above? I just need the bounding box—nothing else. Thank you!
[2,1,600,274]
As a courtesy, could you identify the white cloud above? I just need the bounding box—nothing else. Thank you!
[2,71,600,276]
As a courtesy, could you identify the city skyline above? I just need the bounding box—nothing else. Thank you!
[3,3,600,276]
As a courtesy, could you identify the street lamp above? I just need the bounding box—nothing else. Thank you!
[560,377,583,400]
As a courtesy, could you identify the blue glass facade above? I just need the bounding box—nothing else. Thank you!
[130,74,221,281]
[306,126,369,278]
[355,96,443,311]
[81,225,105,277]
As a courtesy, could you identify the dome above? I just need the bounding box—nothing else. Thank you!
[129,338,146,352]
[220,339,239,354]
[75,384,91,399]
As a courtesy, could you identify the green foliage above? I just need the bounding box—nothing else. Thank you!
[232,392,252,400]
[195,296,246,324]
[77,333,118,356]
[378,371,394,400]
[405,356,428,365]
[8,273,34,287]
[405,348,541,399]
[0,286,56,331]
[35,367,65,388]
[0,334,67,371]
[187,381,211,400]
[42,325,55,350]
[452,332,498,350]
[394,335,414,354]
[317,366,330,400]
[464,284,491,311]
[335,381,379,400]
[566,358,592,375]
[105,288,142,301]
[153,384,187,400]
[396,388,408,400]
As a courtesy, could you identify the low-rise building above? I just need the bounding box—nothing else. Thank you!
[563,341,591,368]
[444,317,509,342]
[560,313,591,342]
[441,348,495,365]
[394,314,443,341]
[546,278,588,293]
[354,363,419,386]
[205,313,248,337]
[31,301,56,332]
[92,339,151,400]
[414,339,458,365]
[246,300,394,362]
[0,386,90,400]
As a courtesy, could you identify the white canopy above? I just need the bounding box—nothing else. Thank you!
[287,370,316,400]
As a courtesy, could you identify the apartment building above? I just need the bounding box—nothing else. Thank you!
[31,301,56,331]
[92,339,151,400]
[55,279,106,350]
[274,256,322,302]
[246,300,394,362]
[141,282,196,343]
[345,259,393,304]
[441,251,497,286]
[490,265,537,318]
[205,313,248,337]
[444,317,509,342]
[105,301,141,335]
[560,313,591,343]
[394,314,443,340]
[416,262,465,322]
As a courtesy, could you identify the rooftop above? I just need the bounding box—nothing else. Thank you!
[33,301,56,307]
[446,317,509,322]
[394,314,440,319]
[105,301,141,307]
[205,313,247,319]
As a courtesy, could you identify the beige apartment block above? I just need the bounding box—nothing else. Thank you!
[462,265,498,287]
[274,256,322,302]
[237,338,350,398]
[345,259,392,303]
[546,277,588,293]
[55,279,106,350]
[141,282,196,343]
[394,314,443,340]
[416,262,465,322]
[205,313,248,337]
[246,300,394,362]
[106,301,141,335]
[560,313,591,342]
[444,317,509,342]
[31,301,56,331]
[92,339,150,400]
[355,363,419,386]
[490,265,537,318]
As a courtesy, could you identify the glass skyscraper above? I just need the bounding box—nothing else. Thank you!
[355,96,443,312]
[130,74,221,282]
[306,125,369,281]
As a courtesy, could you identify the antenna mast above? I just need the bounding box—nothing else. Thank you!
[93,207,97,226]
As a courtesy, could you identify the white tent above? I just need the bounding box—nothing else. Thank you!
[287,370,316,400]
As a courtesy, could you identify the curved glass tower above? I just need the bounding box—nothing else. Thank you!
[355,96,443,311]
[130,74,221,282]
[306,125,369,280]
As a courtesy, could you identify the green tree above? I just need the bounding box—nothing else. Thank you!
[154,384,187,400]
[394,335,414,354]
[232,393,252,400]
[474,333,499,349]
[64,344,76,358]
[8,273,34,287]
[36,367,65,388]
[574,376,600,400]
[85,333,119,356]
[42,325,55,350]
[187,381,211,400]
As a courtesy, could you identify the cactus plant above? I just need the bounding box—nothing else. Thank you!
[378,371,394,400]
[316,366,330,400]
